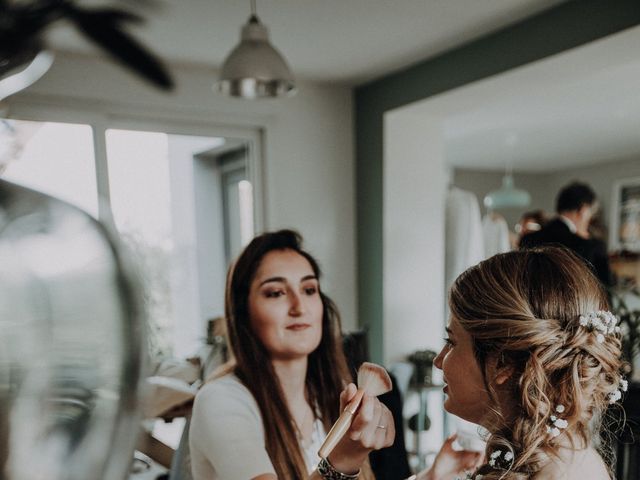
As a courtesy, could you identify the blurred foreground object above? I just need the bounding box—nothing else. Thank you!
[0,0,173,101]
[0,180,145,480]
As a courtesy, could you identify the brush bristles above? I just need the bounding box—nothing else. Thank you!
[317,362,392,459]
[356,362,392,396]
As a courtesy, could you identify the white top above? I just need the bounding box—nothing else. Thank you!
[482,213,511,258]
[445,187,485,289]
[189,373,326,480]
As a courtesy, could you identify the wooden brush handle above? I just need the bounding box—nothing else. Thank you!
[318,410,354,458]
[318,390,364,458]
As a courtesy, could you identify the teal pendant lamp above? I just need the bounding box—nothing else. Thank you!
[483,172,531,210]
[484,135,531,210]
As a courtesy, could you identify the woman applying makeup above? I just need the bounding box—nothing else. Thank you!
[190,230,392,479]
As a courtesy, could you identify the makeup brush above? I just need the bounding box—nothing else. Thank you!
[318,362,392,458]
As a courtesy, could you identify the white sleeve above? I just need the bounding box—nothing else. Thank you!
[189,378,276,480]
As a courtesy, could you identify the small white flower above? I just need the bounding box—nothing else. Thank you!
[554,419,568,429]
[550,415,557,421]
[608,390,622,404]
[555,405,565,413]
[621,379,629,392]
[490,450,502,459]
[489,459,495,467]
[476,475,484,480]
[579,310,620,341]
[551,427,561,437]
[504,451,514,462]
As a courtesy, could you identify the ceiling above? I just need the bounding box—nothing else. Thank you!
[45,1,639,173]
[439,25,640,172]
[46,0,564,85]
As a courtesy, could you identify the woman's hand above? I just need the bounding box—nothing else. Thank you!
[327,383,395,475]
[415,434,484,480]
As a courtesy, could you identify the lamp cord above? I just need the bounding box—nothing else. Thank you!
[250,0,256,16]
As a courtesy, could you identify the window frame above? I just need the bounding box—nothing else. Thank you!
[5,100,265,234]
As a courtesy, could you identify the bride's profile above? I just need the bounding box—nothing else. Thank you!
[429,247,626,480]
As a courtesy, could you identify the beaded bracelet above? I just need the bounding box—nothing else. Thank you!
[317,457,360,480]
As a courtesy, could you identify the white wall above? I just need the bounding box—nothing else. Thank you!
[193,156,226,324]
[383,108,446,364]
[8,52,358,330]
[167,136,225,357]
[384,106,447,458]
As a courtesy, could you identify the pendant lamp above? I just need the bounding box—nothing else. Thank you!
[216,0,296,99]
[483,173,531,210]
[484,135,531,210]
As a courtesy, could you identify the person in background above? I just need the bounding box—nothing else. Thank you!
[520,182,612,287]
[189,230,392,480]
[514,209,547,247]
[432,247,626,479]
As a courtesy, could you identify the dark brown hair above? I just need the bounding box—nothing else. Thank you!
[556,181,596,213]
[219,229,353,478]
[450,247,624,479]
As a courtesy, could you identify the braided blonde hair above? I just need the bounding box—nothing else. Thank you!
[449,247,625,479]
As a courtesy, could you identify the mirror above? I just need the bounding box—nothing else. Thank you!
[444,25,640,282]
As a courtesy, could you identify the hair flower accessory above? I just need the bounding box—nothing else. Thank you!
[608,377,629,404]
[488,449,515,468]
[457,473,483,480]
[547,405,569,437]
[456,449,514,479]
[578,310,621,343]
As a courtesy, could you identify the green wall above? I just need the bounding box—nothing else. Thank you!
[354,0,640,363]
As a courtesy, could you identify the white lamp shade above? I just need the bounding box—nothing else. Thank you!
[216,15,296,99]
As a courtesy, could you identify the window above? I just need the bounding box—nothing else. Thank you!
[1,116,260,360]
[0,119,98,216]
